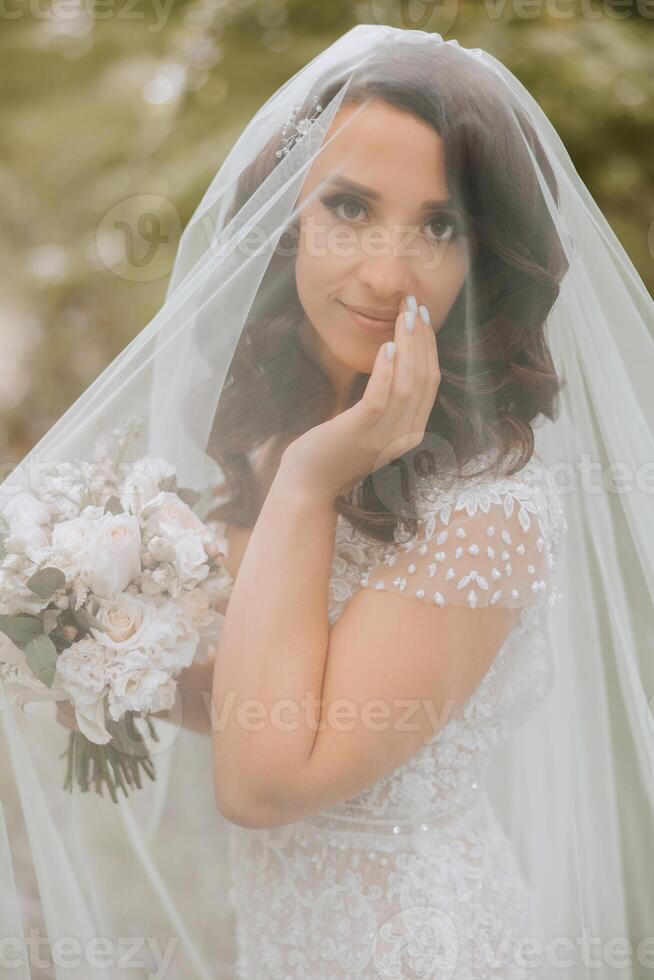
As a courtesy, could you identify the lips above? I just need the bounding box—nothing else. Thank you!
[346,303,397,320]
[340,301,397,335]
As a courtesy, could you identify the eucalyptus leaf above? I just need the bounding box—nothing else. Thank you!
[26,566,66,599]
[104,495,124,515]
[24,634,58,688]
[0,614,43,648]
[73,606,105,633]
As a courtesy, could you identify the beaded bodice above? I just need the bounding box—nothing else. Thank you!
[312,454,566,833]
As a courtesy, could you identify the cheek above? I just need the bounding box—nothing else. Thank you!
[418,245,470,325]
[295,225,346,319]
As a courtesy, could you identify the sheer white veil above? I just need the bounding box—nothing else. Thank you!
[0,25,652,979]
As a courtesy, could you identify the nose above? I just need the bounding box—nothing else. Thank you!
[354,231,416,300]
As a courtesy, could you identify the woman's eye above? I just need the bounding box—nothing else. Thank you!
[322,194,460,243]
[323,194,367,222]
[425,217,456,243]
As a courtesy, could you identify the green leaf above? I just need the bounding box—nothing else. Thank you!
[24,634,58,688]
[26,566,66,599]
[104,495,124,515]
[73,606,104,633]
[176,486,201,509]
[0,614,43,648]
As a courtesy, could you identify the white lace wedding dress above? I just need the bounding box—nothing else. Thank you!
[221,453,567,979]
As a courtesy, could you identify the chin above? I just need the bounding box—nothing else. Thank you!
[334,343,380,376]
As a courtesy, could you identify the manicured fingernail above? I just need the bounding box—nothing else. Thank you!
[385,341,396,360]
[419,304,431,326]
[406,294,418,313]
[405,311,416,332]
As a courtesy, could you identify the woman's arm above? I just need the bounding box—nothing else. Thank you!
[210,461,337,823]
[211,296,441,827]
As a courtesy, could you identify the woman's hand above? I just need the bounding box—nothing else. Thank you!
[280,295,440,501]
[55,700,80,732]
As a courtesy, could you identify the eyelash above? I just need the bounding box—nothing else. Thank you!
[320,192,462,243]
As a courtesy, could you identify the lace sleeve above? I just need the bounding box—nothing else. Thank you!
[359,464,565,611]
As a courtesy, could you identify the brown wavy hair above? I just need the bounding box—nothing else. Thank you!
[205,40,568,545]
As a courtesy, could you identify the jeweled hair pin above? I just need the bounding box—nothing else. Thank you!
[275,94,324,159]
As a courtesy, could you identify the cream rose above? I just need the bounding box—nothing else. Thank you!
[90,592,160,651]
[142,491,207,543]
[174,533,209,584]
[86,512,141,599]
[90,594,196,674]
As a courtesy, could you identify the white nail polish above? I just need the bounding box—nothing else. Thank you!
[405,311,416,332]
[419,304,431,326]
[385,341,396,360]
[406,295,418,313]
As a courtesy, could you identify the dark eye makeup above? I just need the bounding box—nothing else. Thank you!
[319,191,466,244]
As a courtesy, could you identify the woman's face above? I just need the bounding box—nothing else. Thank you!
[294,98,472,388]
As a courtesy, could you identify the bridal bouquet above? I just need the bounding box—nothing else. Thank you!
[0,418,232,801]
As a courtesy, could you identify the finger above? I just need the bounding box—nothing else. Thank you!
[360,335,396,419]
[408,299,430,438]
[415,303,441,428]
[385,295,418,431]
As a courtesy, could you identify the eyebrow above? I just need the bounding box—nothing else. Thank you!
[322,175,458,212]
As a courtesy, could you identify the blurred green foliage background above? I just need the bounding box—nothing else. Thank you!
[0,0,652,470]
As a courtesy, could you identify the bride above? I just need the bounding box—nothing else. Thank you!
[4,24,654,980]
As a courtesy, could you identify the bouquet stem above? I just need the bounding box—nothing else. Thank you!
[60,711,160,802]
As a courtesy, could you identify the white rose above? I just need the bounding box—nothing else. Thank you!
[119,457,176,517]
[149,635,198,673]
[90,592,159,651]
[92,593,150,646]
[52,516,91,554]
[50,516,93,577]
[107,650,177,722]
[142,491,207,544]
[87,513,141,599]
[174,534,209,584]
[90,594,195,674]
[2,492,51,558]
[55,635,112,743]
